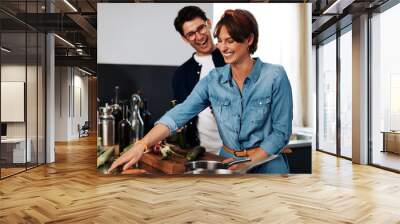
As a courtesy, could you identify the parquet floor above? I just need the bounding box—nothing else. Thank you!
[1,136,400,223]
[1,167,26,177]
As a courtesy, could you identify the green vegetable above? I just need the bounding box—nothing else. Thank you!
[186,146,205,161]
[97,147,114,168]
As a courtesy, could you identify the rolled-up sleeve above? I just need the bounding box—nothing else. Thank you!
[260,66,293,155]
[155,73,211,135]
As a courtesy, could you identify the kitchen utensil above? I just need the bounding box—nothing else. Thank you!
[139,149,224,174]
[184,168,234,175]
[99,104,115,146]
[185,158,251,173]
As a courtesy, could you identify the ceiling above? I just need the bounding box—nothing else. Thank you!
[0,0,395,74]
[311,0,391,44]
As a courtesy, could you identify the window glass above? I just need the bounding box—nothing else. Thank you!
[318,37,337,154]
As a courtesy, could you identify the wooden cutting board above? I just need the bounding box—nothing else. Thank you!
[139,148,226,174]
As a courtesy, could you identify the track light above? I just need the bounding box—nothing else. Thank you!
[78,67,93,76]
[54,34,75,48]
[63,0,78,12]
[322,0,354,15]
[1,47,11,53]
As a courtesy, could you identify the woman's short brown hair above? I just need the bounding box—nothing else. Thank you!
[214,9,259,54]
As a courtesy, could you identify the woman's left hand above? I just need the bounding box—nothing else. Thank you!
[223,147,269,171]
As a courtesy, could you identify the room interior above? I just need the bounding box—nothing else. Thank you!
[0,0,399,222]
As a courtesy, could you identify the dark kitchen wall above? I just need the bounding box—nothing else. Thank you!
[98,63,177,126]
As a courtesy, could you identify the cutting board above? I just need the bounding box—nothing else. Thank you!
[139,147,225,174]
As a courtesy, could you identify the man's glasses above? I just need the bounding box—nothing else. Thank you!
[184,23,208,41]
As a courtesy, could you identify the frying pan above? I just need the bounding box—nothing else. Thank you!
[185,158,251,174]
[185,168,234,175]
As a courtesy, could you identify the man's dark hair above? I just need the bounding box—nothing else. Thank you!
[174,6,208,36]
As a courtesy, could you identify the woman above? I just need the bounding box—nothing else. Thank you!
[109,9,293,174]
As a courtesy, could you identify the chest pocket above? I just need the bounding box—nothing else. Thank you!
[211,98,231,123]
[250,96,271,123]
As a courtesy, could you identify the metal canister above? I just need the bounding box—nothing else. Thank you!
[99,105,115,146]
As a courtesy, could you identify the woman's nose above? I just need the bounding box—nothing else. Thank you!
[217,42,226,51]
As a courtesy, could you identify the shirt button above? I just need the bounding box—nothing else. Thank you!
[259,102,262,105]
[197,71,200,74]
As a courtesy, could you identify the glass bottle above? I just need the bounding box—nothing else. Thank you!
[111,86,122,144]
[142,99,152,134]
[130,94,144,143]
[118,105,131,155]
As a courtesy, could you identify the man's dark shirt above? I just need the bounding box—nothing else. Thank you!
[172,49,225,147]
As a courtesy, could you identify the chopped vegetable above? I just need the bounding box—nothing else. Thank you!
[160,145,183,160]
[152,142,162,154]
[97,147,114,168]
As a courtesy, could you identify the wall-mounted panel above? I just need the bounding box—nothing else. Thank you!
[1,81,25,122]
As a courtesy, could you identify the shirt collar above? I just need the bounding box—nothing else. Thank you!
[221,57,263,84]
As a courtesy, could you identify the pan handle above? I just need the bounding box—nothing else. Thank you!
[225,158,252,168]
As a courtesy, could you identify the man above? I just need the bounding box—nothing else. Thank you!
[172,6,225,154]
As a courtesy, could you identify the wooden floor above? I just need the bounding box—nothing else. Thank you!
[1,136,400,223]
[1,167,26,178]
[372,150,400,171]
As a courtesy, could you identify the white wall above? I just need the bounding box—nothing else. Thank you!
[1,65,41,137]
[1,63,46,163]
[55,67,89,141]
[1,65,26,139]
[97,3,213,66]
[55,67,68,141]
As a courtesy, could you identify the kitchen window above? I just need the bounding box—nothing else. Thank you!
[340,27,352,159]
[317,36,337,155]
[370,2,400,171]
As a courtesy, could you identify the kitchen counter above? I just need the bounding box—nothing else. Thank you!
[285,137,312,174]
[138,147,225,174]
[97,145,226,175]
[287,139,312,148]
[98,137,313,175]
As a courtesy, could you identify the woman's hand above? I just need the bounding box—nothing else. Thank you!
[107,124,171,174]
[224,147,269,171]
[107,143,145,173]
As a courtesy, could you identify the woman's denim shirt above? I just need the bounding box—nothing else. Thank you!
[156,58,293,155]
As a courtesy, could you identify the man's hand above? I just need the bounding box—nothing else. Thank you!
[224,147,269,171]
[107,143,145,173]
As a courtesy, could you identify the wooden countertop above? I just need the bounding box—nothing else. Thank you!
[139,147,226,174]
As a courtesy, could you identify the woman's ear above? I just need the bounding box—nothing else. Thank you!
[247,34,254,47]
